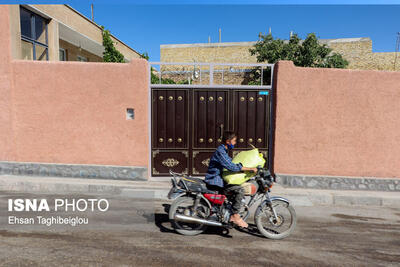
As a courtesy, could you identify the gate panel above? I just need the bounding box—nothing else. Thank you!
[193,90,229,148]
[192,151,213,175]
[152,150,188,175]
[191,90,229,175]
[152,89,189,175]
[233,90,269,151]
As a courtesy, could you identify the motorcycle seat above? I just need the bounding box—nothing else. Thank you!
[178,177,220,194]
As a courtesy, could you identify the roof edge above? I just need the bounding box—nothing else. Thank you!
[161,37,372,49]
[63,4,141,57]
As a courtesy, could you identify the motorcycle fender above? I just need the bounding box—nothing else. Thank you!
[167,188,185,200]
[258,196,291,210]
[269,196,290,205]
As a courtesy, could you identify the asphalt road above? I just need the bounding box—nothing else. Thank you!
[0,190,399,267]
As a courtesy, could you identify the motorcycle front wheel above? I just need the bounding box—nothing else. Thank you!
[169,196,210,236]
[255,199,296,240]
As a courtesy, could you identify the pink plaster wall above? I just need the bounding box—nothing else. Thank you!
[273,61,400,178]
[0,5,149,168]
[10,60,149,167]
[0,6,14,161]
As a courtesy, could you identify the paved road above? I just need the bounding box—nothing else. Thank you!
[0,190,399,266]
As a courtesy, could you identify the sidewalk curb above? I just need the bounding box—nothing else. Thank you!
[1,175,399,208]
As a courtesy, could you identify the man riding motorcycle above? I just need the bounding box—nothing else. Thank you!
[205,131,257,228]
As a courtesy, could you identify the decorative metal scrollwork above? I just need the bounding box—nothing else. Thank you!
[201,158,210,167]
[162,158,180,167]
[152,168,160,175]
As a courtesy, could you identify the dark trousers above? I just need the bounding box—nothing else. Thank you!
[223,184,245,214]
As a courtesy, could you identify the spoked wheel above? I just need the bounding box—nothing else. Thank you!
[169,196,210,236]
[255,199,296,239]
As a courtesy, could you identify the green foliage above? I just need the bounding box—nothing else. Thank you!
[140,52,190,84]
[140,52,149,60]
[102,26,125,63]
[249,32,349,68]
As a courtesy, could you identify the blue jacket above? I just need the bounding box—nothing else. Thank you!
[205,144,243,188]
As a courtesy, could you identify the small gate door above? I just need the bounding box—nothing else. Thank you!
[151,88,271,177]
[192,90,229,175]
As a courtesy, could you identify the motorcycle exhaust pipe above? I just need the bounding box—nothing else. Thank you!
[174,214,223,227]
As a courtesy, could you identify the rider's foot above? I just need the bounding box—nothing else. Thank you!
[230,213,248,228]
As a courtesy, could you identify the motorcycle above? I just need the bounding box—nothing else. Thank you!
[167,167,296,239]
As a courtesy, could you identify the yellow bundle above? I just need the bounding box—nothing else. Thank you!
[222,148,266,185]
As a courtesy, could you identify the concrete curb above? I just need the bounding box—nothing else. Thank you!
[276,173,400,191]
[1,175,399,208]
[0,161,147,181]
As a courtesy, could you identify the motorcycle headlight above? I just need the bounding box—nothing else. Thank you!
[265,181,273,189]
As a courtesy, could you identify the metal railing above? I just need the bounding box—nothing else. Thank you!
[149,62,274,89]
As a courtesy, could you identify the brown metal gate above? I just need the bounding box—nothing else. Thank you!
[151,88,271,177]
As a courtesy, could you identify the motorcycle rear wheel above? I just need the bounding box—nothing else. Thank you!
[255,199,296,240]
[169,196,210,236]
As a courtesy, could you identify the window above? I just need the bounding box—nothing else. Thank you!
[20,7,49,61]
[59,48,66,61]
[77,55,88,62]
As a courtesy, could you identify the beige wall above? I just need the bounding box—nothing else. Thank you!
[161,39,400,71]
[31,4,141,61]
[8,5,22,60]
[161,45,257,64]
[59,39,102,62]
[273,61,400,178]
[7,4,141,62]
[0,6,150,168]
[330,39,400,71]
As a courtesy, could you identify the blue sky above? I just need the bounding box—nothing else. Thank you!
[2,1,400,60]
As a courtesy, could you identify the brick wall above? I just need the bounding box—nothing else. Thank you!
[161,38,400,72]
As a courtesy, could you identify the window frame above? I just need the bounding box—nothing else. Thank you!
[20,6,49,61]
[59,48,67,61]
[77,55,88,62]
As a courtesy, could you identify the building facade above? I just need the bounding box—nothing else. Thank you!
[8,4,141,63]
[161,37,400,71]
